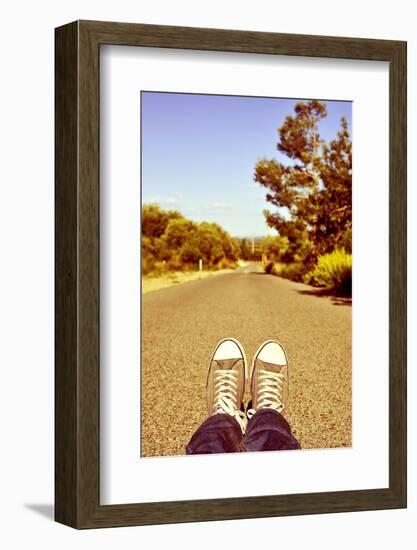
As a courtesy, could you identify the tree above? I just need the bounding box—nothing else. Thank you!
[314,117,352,254]
[261,235,291,263]
[254,100,352,266]
[196,222,238,266]
[239,238,251,260]
[162,218,198,249]
[141,204,239,273]
[141,203,182,239]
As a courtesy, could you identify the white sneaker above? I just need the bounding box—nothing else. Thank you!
[248,340,289,418]
[206,338,248,433]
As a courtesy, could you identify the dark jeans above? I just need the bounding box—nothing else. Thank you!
[186,408,300,454]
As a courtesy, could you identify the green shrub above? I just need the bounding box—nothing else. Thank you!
[217,257,237,270]
[305,248,352,294]
[264,261,275,274]
[142,259,166,277]
[276,262,306,282]
[141,255,156,276]
[264,261,306,281]
[166,256,184,272]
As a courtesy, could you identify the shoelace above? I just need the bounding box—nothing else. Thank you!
[247,369,285,419]
[213,370,248,433]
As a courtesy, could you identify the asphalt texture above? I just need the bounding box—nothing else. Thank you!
[141,264,352,457]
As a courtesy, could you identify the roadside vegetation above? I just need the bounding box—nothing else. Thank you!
[304,248,352,295]
[142,204,240,276]
[254,100,352,295]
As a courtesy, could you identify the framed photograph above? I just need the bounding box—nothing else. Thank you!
[55,20,407,528]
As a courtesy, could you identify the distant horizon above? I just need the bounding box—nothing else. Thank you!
[141,91,352,237]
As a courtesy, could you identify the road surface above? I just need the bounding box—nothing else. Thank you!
[141,264,351,456]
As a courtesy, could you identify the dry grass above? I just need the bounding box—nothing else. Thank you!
[142,267,241,294]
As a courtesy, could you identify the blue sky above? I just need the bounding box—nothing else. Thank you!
[141,92,352,238]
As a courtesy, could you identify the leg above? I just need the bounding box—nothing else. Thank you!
[186,338,247,455]
[245,340,301,452]
[186,412,243,454]
[243,408,300,451]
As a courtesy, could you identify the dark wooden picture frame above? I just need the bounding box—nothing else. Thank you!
[55,20,407,529]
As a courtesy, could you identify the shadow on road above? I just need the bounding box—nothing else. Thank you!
[296,288,352,306]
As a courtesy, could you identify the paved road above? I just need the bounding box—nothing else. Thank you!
[141,264,352,456]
